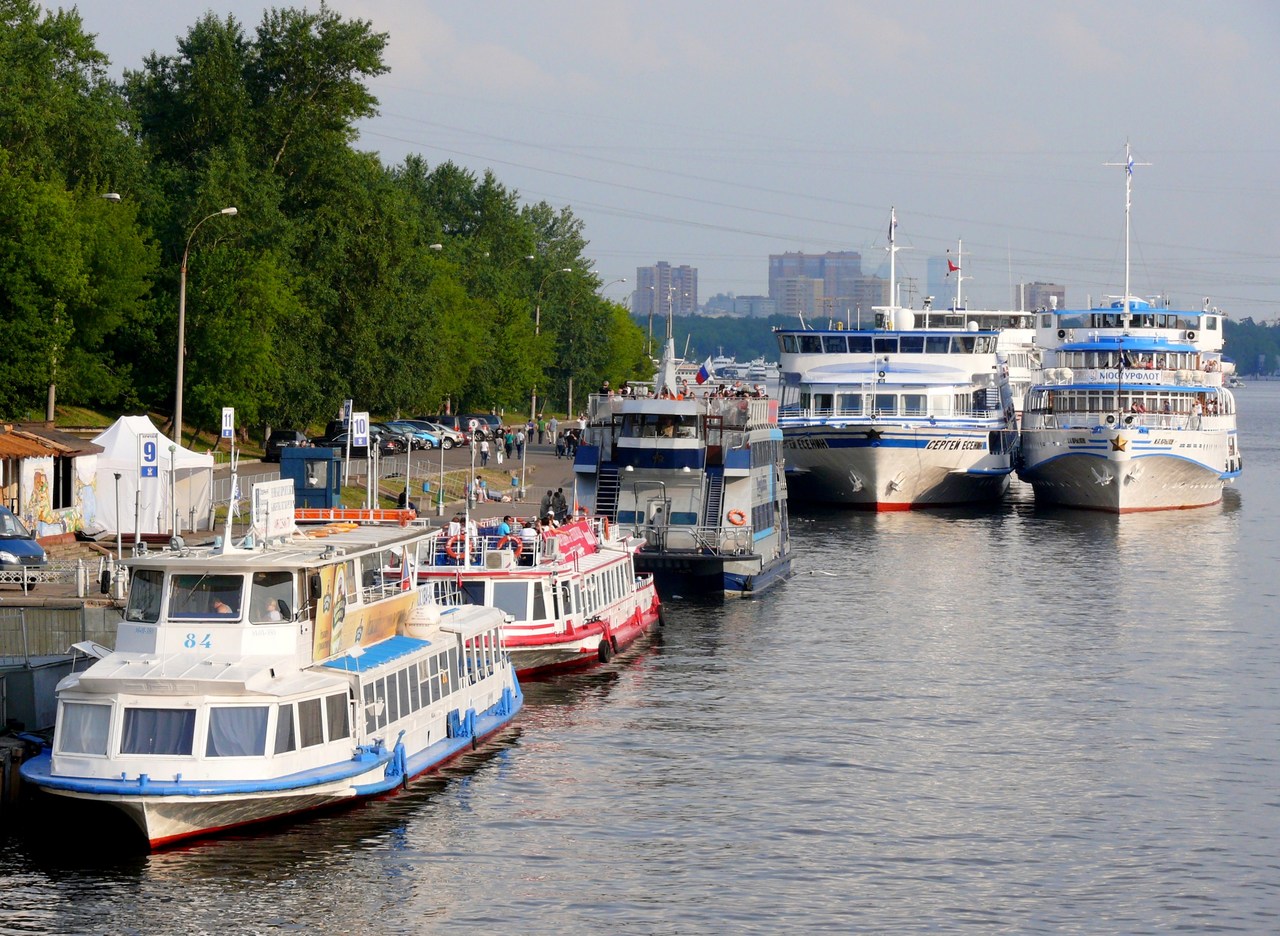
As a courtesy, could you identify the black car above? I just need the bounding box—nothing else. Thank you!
[312,427,407,459]
[263,429,309,463]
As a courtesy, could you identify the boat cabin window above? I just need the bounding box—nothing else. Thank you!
[206,706,269,757]
[299,697,324,747]
[779,334,797,353]
[899,335,925,353]
[925,336,951,353]
[874,336,898,354]
[813,393,834,415]
[327,692,350,740]
[799,335,823,354]
[837,393,863,415]
[275,705,296,754]
[903,394,926,415]
[847,334,873,353]
[57,701,111,755]
[874,394,897,415]
[492,580,529,620]
[952,335,977,353]
[170,573,243,619]
[251,571,293,623]
[823,335,846,353]
[124,568,164,623]
[121,708,195,756]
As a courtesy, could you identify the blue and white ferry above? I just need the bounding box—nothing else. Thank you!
[572,338,792,598]
[1017,298,1242,511]
[774,212,1018,509]
[1017,143,1243,512]
[21,489,521,848]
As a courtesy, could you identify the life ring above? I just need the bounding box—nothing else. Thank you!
[727,509,747,526]
[497,534,523,558]
[445,534,466,560]
[601,517,611,540]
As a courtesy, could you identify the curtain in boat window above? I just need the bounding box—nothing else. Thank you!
[121,708,195,755]
[326,693,350,739]
[58,702,111,755]
[299,697,324,747]
[276,704,297,754]
[207,706,269,757]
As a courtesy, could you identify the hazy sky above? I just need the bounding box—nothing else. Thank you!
[78,1,1280,317]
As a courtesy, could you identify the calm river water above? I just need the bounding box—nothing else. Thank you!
[2,387,1278,934]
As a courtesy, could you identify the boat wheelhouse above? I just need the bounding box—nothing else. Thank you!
[572,379,792,599]
[21,496,521,849]
[415,517,661,674]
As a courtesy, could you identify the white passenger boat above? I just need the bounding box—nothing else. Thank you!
[572,338,793,598]
[774,210,1019,510]
[415,516,662,674]
[1017,144,1243,512]
[1017,299,1242,511]
[20,486,521,848]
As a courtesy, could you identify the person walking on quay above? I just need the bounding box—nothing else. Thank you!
[549,415,559,443]
[537,416,546,444]
[504,428,515,459]
[552,487,568,521]
[540,489,554,518]
[479,437,490,467]
[516,429,526,461]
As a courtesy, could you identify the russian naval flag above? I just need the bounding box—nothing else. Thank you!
[695,356,713,384]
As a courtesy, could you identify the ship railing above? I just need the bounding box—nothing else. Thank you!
[586,393,772,430]
[632,522,754,555]
[1028,410,1212,431]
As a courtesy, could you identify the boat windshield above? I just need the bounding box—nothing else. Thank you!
[124,568,164,623]
[170,573,244,619]
[622,413,700,439]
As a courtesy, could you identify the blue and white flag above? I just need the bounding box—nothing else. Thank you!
[695,356,713,385]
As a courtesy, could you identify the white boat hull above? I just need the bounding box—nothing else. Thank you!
[782,425,1012,509]
[1018,427,1233,512]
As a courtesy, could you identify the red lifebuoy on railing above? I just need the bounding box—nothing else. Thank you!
[727,509,747,526]
[497,534,523,558]
[445,534,466,560]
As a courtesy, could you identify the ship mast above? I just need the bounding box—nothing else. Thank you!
[1106,141,1150,326]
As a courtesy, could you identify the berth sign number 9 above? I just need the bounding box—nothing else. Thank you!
[139,432,158,479]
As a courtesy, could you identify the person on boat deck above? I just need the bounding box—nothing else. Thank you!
[496,515,513,538]
[552,488,568,520]
[542,511,558,531]
[1130,401,1146,414]
[212,597,235,615]
[540,489,554,517]
[447,513,464,537]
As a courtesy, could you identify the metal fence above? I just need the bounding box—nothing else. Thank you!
[0,606,118,667]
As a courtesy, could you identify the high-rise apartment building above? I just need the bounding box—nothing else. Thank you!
[633,262,699,320]
[768,251,883,318]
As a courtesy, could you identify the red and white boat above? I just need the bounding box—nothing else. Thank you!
[415,517,662,676]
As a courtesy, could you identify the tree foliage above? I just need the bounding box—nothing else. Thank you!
[0,3,642,437]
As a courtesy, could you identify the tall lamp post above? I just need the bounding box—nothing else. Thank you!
[643,285,657,357]
[174,206,238,444]
[532,267,572,421]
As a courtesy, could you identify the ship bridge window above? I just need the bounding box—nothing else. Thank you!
[170,573,243,619]
[121,708,195,756]
[1206,316,1218,331]
[799,335,823,353]
[124,568,164,623]
[848,335,873,353]
[251,571,293,623]
[57,702,111,755]
[873,336,898,354]
[823,336,847,353]
[1040,314,1052,328]
[900,335,925,353]
[951,336,977,353]
[206,706,269,757]
[925,336,951,353]
[780,334,797,353]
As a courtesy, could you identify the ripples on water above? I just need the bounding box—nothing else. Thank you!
[3,390,1278,934]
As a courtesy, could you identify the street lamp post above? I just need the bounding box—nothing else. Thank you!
[174,206,238,444]
[532,267,572,421]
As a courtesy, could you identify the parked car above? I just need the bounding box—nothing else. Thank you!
[0,505,46,584]
[262,428,309,463]
[381,420,439,450]
[312,427,407,459]
[414,421,467,450]
[417,415,472,445]
[460,413,503,441]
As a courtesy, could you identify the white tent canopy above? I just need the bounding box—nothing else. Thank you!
[93,416,215,535]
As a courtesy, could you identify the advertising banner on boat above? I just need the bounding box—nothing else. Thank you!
[311,561,416,661]
[547,520,598,562]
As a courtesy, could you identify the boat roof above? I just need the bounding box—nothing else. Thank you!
[124,524,429,572]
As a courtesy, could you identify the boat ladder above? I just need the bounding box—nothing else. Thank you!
[596,467,621,520]
[704,469,725,529]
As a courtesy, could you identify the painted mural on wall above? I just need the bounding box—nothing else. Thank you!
[20,457,97,537]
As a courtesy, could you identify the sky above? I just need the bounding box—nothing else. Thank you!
[75,1,1280,318]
